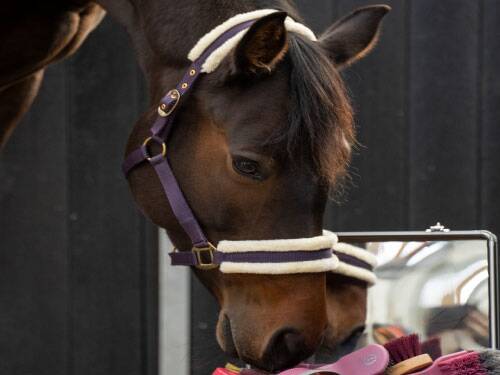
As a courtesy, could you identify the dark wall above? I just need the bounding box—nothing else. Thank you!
[328,0,500,234]
[1,1,499,375]
[0,18,157,375]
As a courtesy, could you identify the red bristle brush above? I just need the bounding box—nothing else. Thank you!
[421,337,443,361]
[385,333,499,374]
[384,334,433,375]
[410,350,487,374]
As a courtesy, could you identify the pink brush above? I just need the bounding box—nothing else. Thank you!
[213,369,240,375]
[409,350,487,375]
[278,344,389,375]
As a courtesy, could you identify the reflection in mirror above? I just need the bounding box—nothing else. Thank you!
[353,240,490,355]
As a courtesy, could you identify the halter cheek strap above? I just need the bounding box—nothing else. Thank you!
[122,10,377,283]
[122,18,258,248]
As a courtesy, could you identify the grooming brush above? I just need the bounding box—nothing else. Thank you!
[213,369,239,375]
[373,324,409,345]
[277,344,390,375]
[384,332,500,374]
[384,334,433,375]
[409,350,487,375]
[420,337,443,361]
[478,350,500,375]
[226,344,389,375]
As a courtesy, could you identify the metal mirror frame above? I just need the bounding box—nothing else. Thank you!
[336,230,499,350]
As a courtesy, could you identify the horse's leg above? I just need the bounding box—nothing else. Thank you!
[0,70,44,148]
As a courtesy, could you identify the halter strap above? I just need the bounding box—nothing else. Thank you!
[122,19,257,248]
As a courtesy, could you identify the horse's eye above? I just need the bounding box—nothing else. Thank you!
[232,158,262,180]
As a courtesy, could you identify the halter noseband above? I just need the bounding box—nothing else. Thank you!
[122,10,377,284]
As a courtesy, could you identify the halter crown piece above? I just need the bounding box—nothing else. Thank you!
[122,10,377,284]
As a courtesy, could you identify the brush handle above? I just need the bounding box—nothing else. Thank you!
[279,344,390,375]
[386,354,433,375]
[409,351,469,375]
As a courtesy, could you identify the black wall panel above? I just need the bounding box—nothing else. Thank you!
[328,0,409,231]
[67,19,156,375]
[0,18,156,375]
[0,67,69,375]
[408,0,480,229]
[481,1,500,233]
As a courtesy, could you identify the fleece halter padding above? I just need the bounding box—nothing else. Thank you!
[330,240,378,285]
[222,232,378,285]
[169,230,377,285]
[187,9,317,73]
[216,232,339,274]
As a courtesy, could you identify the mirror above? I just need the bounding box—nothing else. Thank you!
[338,231,498,354]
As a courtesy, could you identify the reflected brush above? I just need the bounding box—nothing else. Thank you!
[384,334,433,375]
[385,333,500,375]
[420,337,442,361]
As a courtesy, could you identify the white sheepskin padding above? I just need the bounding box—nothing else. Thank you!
[323,230,378,285]
[220,256,339,275]
[284,17,317,41]
[217,232,338,274]
[332,262,377,285]
[188,9,276,61]
[218,232,337,253]
[333,242,378,268]
[199,29,248,73]
[210,230,377,281]
[187,9,317,73]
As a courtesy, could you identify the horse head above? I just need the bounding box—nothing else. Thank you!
[123,3,389,371]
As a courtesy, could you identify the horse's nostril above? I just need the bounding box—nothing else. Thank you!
[282,332,304,354]
[262,328,311,372]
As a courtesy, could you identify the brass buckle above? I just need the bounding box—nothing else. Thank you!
[192,243,218,270]
[142,137,166,160]
[157,89,180,117]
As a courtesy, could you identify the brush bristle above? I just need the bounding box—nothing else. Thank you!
[438,351,487,375]
[479,350,500,375]
[421,337,442,360]
[384,334,422,364]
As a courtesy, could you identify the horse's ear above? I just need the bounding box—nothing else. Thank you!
[320,5,390,68]
[232,12,288,74]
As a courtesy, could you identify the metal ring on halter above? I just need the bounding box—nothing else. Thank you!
[192,242,218,270]
[157,89,181,117]
[142,136,167,161]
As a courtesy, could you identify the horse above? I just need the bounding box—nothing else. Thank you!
[0,1,389,371]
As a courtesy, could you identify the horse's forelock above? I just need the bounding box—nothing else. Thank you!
[266,33,355,190]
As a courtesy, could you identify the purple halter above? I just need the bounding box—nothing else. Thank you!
[122,16,375,278]
[123,20,256,257]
